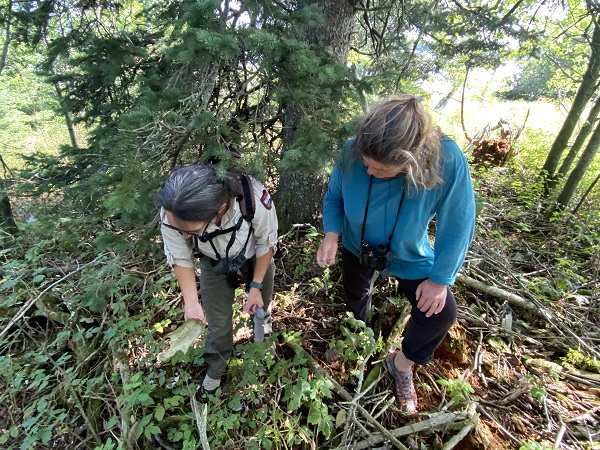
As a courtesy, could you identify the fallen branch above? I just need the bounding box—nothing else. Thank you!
[191,395,210,450]
[476,404,523,447]
[341,412,469,450]
[0,265,80,277]
[456,273,600,359]
[456,273,553,321]
[524,358,600,387]
[440,418,477,450]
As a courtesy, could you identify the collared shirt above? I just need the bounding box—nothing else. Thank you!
[161,176,278,268]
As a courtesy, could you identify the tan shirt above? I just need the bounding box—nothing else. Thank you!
[161,176,278,268]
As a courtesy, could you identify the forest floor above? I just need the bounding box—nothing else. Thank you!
[1,168,599,450]
[248,171,600,450]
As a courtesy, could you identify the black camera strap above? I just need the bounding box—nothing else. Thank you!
[360,175,406,249]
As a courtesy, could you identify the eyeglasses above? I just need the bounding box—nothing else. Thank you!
[160,221,211,237]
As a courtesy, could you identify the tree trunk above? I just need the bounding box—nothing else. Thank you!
[556,94,600,178]
[552,118,600,213]
[0,3,17,235]
[54,81,79,149]
[0,172,18,235]
[0,0,12,76]
[276,0,357,228]
[540,20,600,191]
[572,170,600,215]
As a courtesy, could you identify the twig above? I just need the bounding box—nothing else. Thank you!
[114,350,133,449]
[440,417,478,450]
[339,412,467,450]
[477,404,523,447]
[47,354,102,446]
[154,434,178,450]
[553,417,567,448]
[278,223,315,240]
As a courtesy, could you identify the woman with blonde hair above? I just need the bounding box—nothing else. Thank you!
[317,96,475,412]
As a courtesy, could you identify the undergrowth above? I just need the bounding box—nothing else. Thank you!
[1,161,599,449]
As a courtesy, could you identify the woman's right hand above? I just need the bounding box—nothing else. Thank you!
[184,301,206,325]
[316,232,339,268]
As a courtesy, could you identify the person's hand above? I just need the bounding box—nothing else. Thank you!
[316,232,339,268]
[184,301,206,325]
[416,279,448,318]
[243,288,264,314]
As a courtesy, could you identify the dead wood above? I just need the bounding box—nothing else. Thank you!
[456,272,599,360]
[342,411,475,450]
[456,273,554,321]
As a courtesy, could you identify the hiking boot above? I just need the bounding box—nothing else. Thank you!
[200,374,221,395]
[383,351,417,413]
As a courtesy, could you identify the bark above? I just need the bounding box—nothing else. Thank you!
[553,118,600,212]
[545,93,600,192]
[0,162,17,235]
[276,0,357,228]
[0,192,18,235]
[572,170,600,215]
[0,0,12,76]
[540,20,600,189]
[53,81,79,148]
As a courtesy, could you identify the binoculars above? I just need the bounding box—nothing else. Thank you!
[359,240,393,279]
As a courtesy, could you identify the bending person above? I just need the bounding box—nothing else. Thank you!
[317,96,475,412]
[159,165,278,394]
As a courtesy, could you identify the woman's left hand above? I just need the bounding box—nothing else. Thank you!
[416,279,448,318]
[243,288,264,314]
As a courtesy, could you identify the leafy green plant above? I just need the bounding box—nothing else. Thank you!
[328,313,383,371]
[525,374,547,404]
[437,378,475,407]
[519,441,553,450]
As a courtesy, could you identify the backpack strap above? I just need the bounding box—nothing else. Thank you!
[238,174,255,221]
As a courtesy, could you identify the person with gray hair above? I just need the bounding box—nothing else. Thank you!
[159,164,279,395]
[316,96,475,412]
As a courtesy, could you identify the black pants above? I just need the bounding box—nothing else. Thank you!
[342,248,457,365]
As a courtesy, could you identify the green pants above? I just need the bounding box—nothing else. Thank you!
[199,256,275,379]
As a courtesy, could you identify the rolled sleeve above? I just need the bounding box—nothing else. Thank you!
[160,210,195,269]
[250,179,279,258]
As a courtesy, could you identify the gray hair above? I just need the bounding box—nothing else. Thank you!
[352,96,443,189]
[159,165,243,222]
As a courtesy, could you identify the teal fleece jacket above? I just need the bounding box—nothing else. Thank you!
[323,137,475,285]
